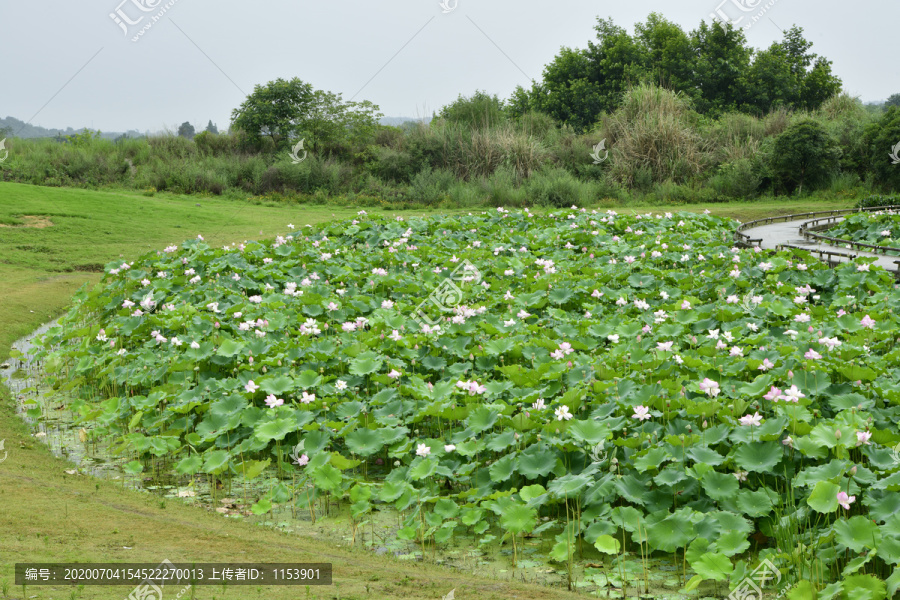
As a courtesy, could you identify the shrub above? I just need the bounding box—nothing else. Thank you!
[707,158,761,198]
[525,167,595,207]
[602,83,704,186]
[854,194,900,209]
[770,120,841,194]
[409,166,455,205]
[861,107,900,192]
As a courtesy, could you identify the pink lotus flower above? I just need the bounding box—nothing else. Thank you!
[856,431,872,446]
[861,315,876,329]
[295,453,309,466]
[837,491,856,510]
[265,394,284,408]
[300,391,316,404]
[780,385,805,403]
[244,380,259,394]
[804,349,822,360]
[632,405,651,421]
[758,358,775,371]
[739,412,762,427]
[699,378,720,398]
[387,369,401,379]
[415,443,431,457]
[657,341,674,352]
[764,386,783,402]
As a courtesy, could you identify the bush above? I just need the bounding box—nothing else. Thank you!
[854,194,900,209]
[438,90,507,130]
[707,158,761,198]
[409,166,455,205]
[525,167,595,207]
[602,83,704,186]
[862,107,900,192]
[770,120,841,194]
[369,147,415,183]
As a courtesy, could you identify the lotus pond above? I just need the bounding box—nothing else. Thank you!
[27,207,900,598]
[825,211,900,254]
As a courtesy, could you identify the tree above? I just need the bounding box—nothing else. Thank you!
[205,120,219,135]
[742,27,841,114]
[885,94,900,108]
[177,121,195,139]
[231,77,315,149]
[298,90,382,157]
[634,13,694,95]
[771,120,841,194]
[689,20,752,114]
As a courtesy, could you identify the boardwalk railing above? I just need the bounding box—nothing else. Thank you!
[733,205,900,278]
[798,210,900,257]
[733,205,900,249]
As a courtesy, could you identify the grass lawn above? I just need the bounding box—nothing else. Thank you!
[0,182,854,599]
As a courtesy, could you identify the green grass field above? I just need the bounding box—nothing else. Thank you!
[0,182,854,599]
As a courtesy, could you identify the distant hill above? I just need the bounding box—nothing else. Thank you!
[0,116,144,140]
[379,116,432,127]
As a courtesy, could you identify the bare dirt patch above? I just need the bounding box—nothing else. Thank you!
[0,215,54,228]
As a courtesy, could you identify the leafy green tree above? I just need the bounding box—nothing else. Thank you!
[177,121,195,139]
[742,44,800,114]
[634,13,694,95]
[690,21,752,114]
[771,120,841,194]
[298,90,382,157]
[205,120,219,135]
[885,93,900,108]
[742,27,841,114]
[231,77,315,149]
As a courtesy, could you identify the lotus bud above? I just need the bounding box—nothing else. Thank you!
[702,420,708,428]
[788,370,794,378]
[262,366,267,373]
[850,466,857,476]
[248,356,254,365]
[692,336,697,345]
[835,430,842,439]
[637,335,642,342]
[394,460,401,467]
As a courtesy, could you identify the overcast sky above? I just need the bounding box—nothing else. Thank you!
[1,0,897,133]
